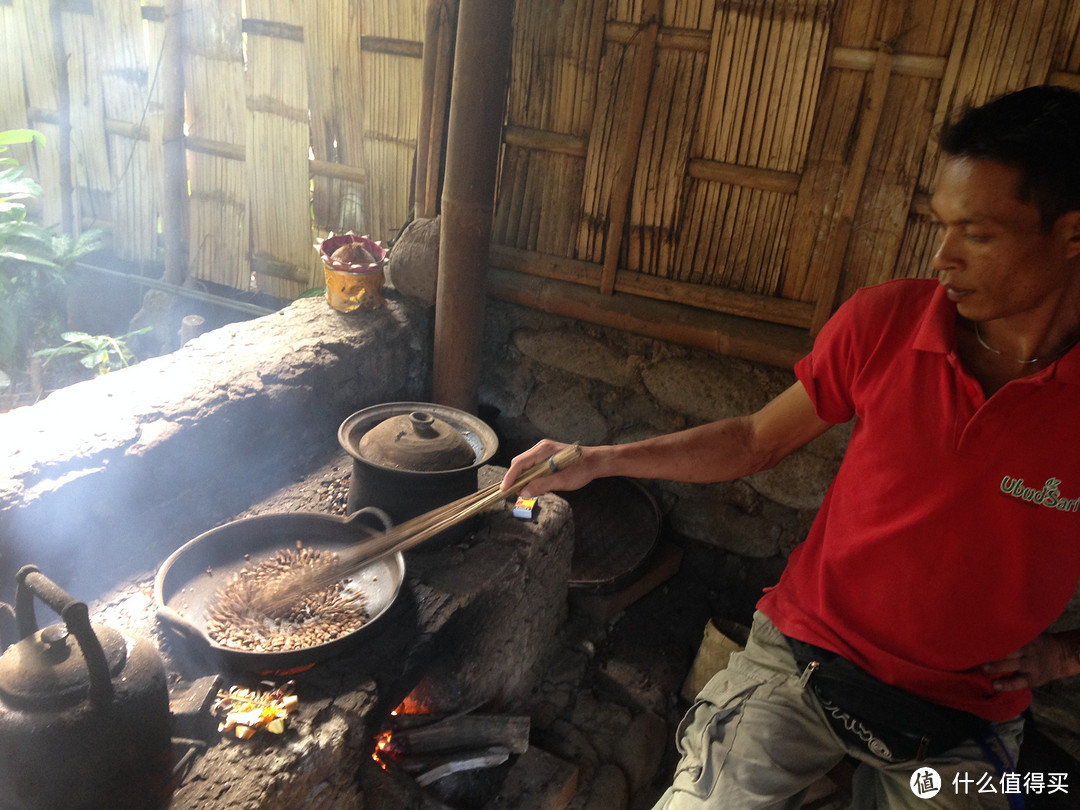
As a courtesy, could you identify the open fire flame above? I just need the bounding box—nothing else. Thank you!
[372,695,429,770]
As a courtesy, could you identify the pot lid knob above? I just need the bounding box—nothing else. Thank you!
[0,621,127,710]
[359,410,476,471]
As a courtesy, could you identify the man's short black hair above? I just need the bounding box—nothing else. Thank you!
[939,85,1080,229]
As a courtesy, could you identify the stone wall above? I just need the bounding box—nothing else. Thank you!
[0,297,431,600]
[477,299,850,559]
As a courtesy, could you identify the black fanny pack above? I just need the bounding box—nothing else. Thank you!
[785,636,990,763]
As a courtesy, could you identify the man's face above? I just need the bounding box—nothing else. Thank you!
[930,156,1078,324]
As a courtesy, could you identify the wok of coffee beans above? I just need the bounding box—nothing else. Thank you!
[205,544,368,653]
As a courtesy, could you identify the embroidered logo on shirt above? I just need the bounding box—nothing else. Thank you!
[1000,476,1080,512]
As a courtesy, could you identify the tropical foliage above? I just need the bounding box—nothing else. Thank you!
[0,129,107,377]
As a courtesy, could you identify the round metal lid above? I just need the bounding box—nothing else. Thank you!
[358,410,476,471]
[0,622,127,709]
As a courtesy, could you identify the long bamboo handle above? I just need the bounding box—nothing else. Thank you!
[350,443,584,560]
[251,445,584,613]
[500,443,583,498]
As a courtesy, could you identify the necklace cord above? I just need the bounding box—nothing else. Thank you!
[973,321,1041,364]
[972,320,1080,365]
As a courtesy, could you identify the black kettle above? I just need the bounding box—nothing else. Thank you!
[0,566,173,809]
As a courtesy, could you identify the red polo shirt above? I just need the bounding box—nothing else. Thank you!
[759,278,1080,720]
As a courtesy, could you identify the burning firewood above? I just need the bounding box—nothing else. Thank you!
[373,710,532,786]
[383,713,531,757]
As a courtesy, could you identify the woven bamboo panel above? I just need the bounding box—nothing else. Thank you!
[185,0,248,290]
[664,0,719,29]
[357,49,422,244]
[610,0,646,25]
[575,10,646,264]
[356,1,425,245]
[838,0,964,293]
[0,3,30,170]
[61,7,111,230]
[94,1,159,262]
[13,0,61,228]
[304,0,366,236]
[492,0,604,255]
[669,0,832,298]
[243,1,312,299]
[624,45,708,278]
[6,0,1080,366]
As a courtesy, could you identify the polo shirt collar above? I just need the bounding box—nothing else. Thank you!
[911,282,1080,383]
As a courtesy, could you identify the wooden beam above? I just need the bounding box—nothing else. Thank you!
[487,267,812,369]
[360,36,424,59]
[489,245,814,327]
[503,125,587,158]
[386,714,530,757]
[830,47,946,79]
[686,159,801,195]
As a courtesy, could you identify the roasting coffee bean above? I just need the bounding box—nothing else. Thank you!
[206,546,368,652]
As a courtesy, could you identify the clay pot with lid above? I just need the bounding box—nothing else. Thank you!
[338,402,498,544]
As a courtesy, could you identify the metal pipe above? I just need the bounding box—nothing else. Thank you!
[432,0,515,413]
[75,262,276,317]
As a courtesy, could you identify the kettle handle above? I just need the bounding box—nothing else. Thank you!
[0,602,15,653]
[14,566,114,703]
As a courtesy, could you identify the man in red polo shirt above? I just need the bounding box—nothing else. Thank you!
[502,85,1080,808]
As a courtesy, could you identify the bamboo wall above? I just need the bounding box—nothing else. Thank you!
[2,1,1079,365]
[0,0,424,300]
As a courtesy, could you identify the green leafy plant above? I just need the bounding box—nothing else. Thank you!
[34,327,151,376]
[0,128,107,373]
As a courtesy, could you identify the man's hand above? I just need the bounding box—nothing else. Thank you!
[982,633,1080,692]
[500,440,601,498]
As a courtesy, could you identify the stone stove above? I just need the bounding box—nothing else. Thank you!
[0,296,693,810]
[91,455,574,808]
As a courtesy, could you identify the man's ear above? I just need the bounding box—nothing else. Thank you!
[1060,211,1080,260]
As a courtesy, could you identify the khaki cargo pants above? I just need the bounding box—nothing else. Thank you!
[652,611,1025,809]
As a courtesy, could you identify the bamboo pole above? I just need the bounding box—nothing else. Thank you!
[487,267,812,369]
[48,1,73,235]
[162,0,188,286]
[809,10,899,334]
[256,445,584,612]
[488,244,815,327]
[598,0,659,295]
[415,0,458,219]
